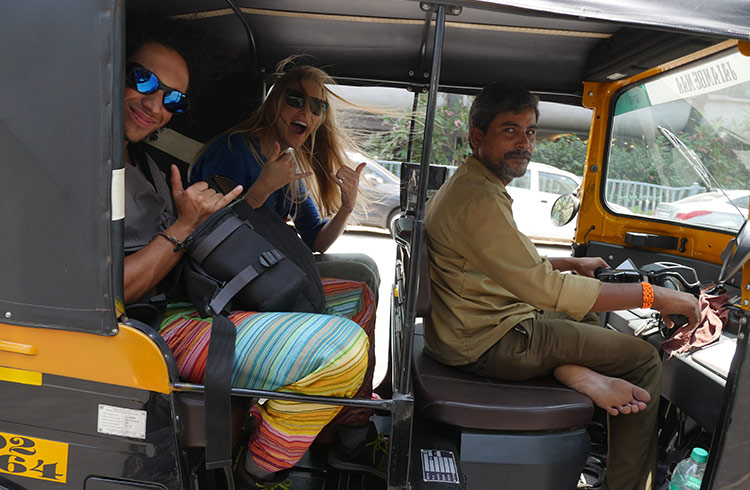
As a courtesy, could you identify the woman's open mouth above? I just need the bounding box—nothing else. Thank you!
[291,119,308,136]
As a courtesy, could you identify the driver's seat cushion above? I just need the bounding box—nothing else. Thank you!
[413,332,594,431]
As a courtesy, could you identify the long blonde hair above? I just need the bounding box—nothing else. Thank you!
[226,59,359,218]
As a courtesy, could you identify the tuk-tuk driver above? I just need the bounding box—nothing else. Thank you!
[424,82,701,490]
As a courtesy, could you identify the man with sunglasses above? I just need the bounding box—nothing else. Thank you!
[122,32,242,304]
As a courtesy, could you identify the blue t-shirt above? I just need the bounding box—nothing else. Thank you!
[190,133,327,250]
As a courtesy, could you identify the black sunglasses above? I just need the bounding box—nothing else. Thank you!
[125,62,189,114]
[285,88,329,116]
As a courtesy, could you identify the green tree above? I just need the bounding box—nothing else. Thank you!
[533,135,587,176]
[607,121,750,189]
[362,93,470,166]
[364,98,750,192]
[365,98,592,175]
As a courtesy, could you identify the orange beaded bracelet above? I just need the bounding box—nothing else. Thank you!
[641,282,654,309]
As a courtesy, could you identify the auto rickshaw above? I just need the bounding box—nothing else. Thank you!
[1,1,749,489]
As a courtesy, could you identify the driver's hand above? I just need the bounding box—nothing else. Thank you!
[171,165,242,231]
[573,257,610,278]
[652,286,701,329]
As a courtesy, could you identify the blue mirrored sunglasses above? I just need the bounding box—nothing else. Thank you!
[125,62,189,114]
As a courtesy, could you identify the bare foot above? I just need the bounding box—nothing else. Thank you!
[553,364,650,417]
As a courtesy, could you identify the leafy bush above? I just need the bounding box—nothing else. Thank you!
[608,121,750,189]
[533,135,586,176]
[364,94,589,175]
[362,93,470,166]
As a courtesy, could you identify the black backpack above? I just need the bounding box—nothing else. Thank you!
[182,174,325,317]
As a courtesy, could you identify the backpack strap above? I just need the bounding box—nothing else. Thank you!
[190,214,246,265]
[194,215,282,472]
[204,312,236,471]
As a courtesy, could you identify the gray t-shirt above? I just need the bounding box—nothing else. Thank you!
[123,154,175,254]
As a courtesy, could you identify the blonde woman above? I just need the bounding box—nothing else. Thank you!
[190,62,380,299]
[190,63,387,481]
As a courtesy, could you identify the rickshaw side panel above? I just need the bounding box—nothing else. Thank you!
[0,323,172,394]
[0,322,187,489]
[0,0,121,335]
[703,264,750,488]
[0,374,186,489]
[707,314,750,488]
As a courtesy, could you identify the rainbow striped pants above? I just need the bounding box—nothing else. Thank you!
[159,278,375,472]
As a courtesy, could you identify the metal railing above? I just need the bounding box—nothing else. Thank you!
[605,179,703,215]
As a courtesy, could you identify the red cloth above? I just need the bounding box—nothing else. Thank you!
[661,292,730,357]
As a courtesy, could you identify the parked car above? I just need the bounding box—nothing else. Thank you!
[654,190,749,231]
[506,162,582,243]
[348,152,401,233]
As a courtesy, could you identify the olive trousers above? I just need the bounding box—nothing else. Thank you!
[459,310,661,490]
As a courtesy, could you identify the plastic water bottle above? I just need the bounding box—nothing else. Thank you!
[669,447,708,489]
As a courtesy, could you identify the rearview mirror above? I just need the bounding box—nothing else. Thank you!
[551,194,580,227]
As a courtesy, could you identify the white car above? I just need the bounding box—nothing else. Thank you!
[506,162,582,243]
[347,152,401,233]
[654,190,749,231]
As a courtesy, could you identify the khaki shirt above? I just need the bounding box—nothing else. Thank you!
[423,155,602,365]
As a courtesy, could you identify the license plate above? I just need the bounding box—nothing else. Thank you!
[0,431,68,484]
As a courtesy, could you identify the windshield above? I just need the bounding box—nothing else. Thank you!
[604,48,750,232]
